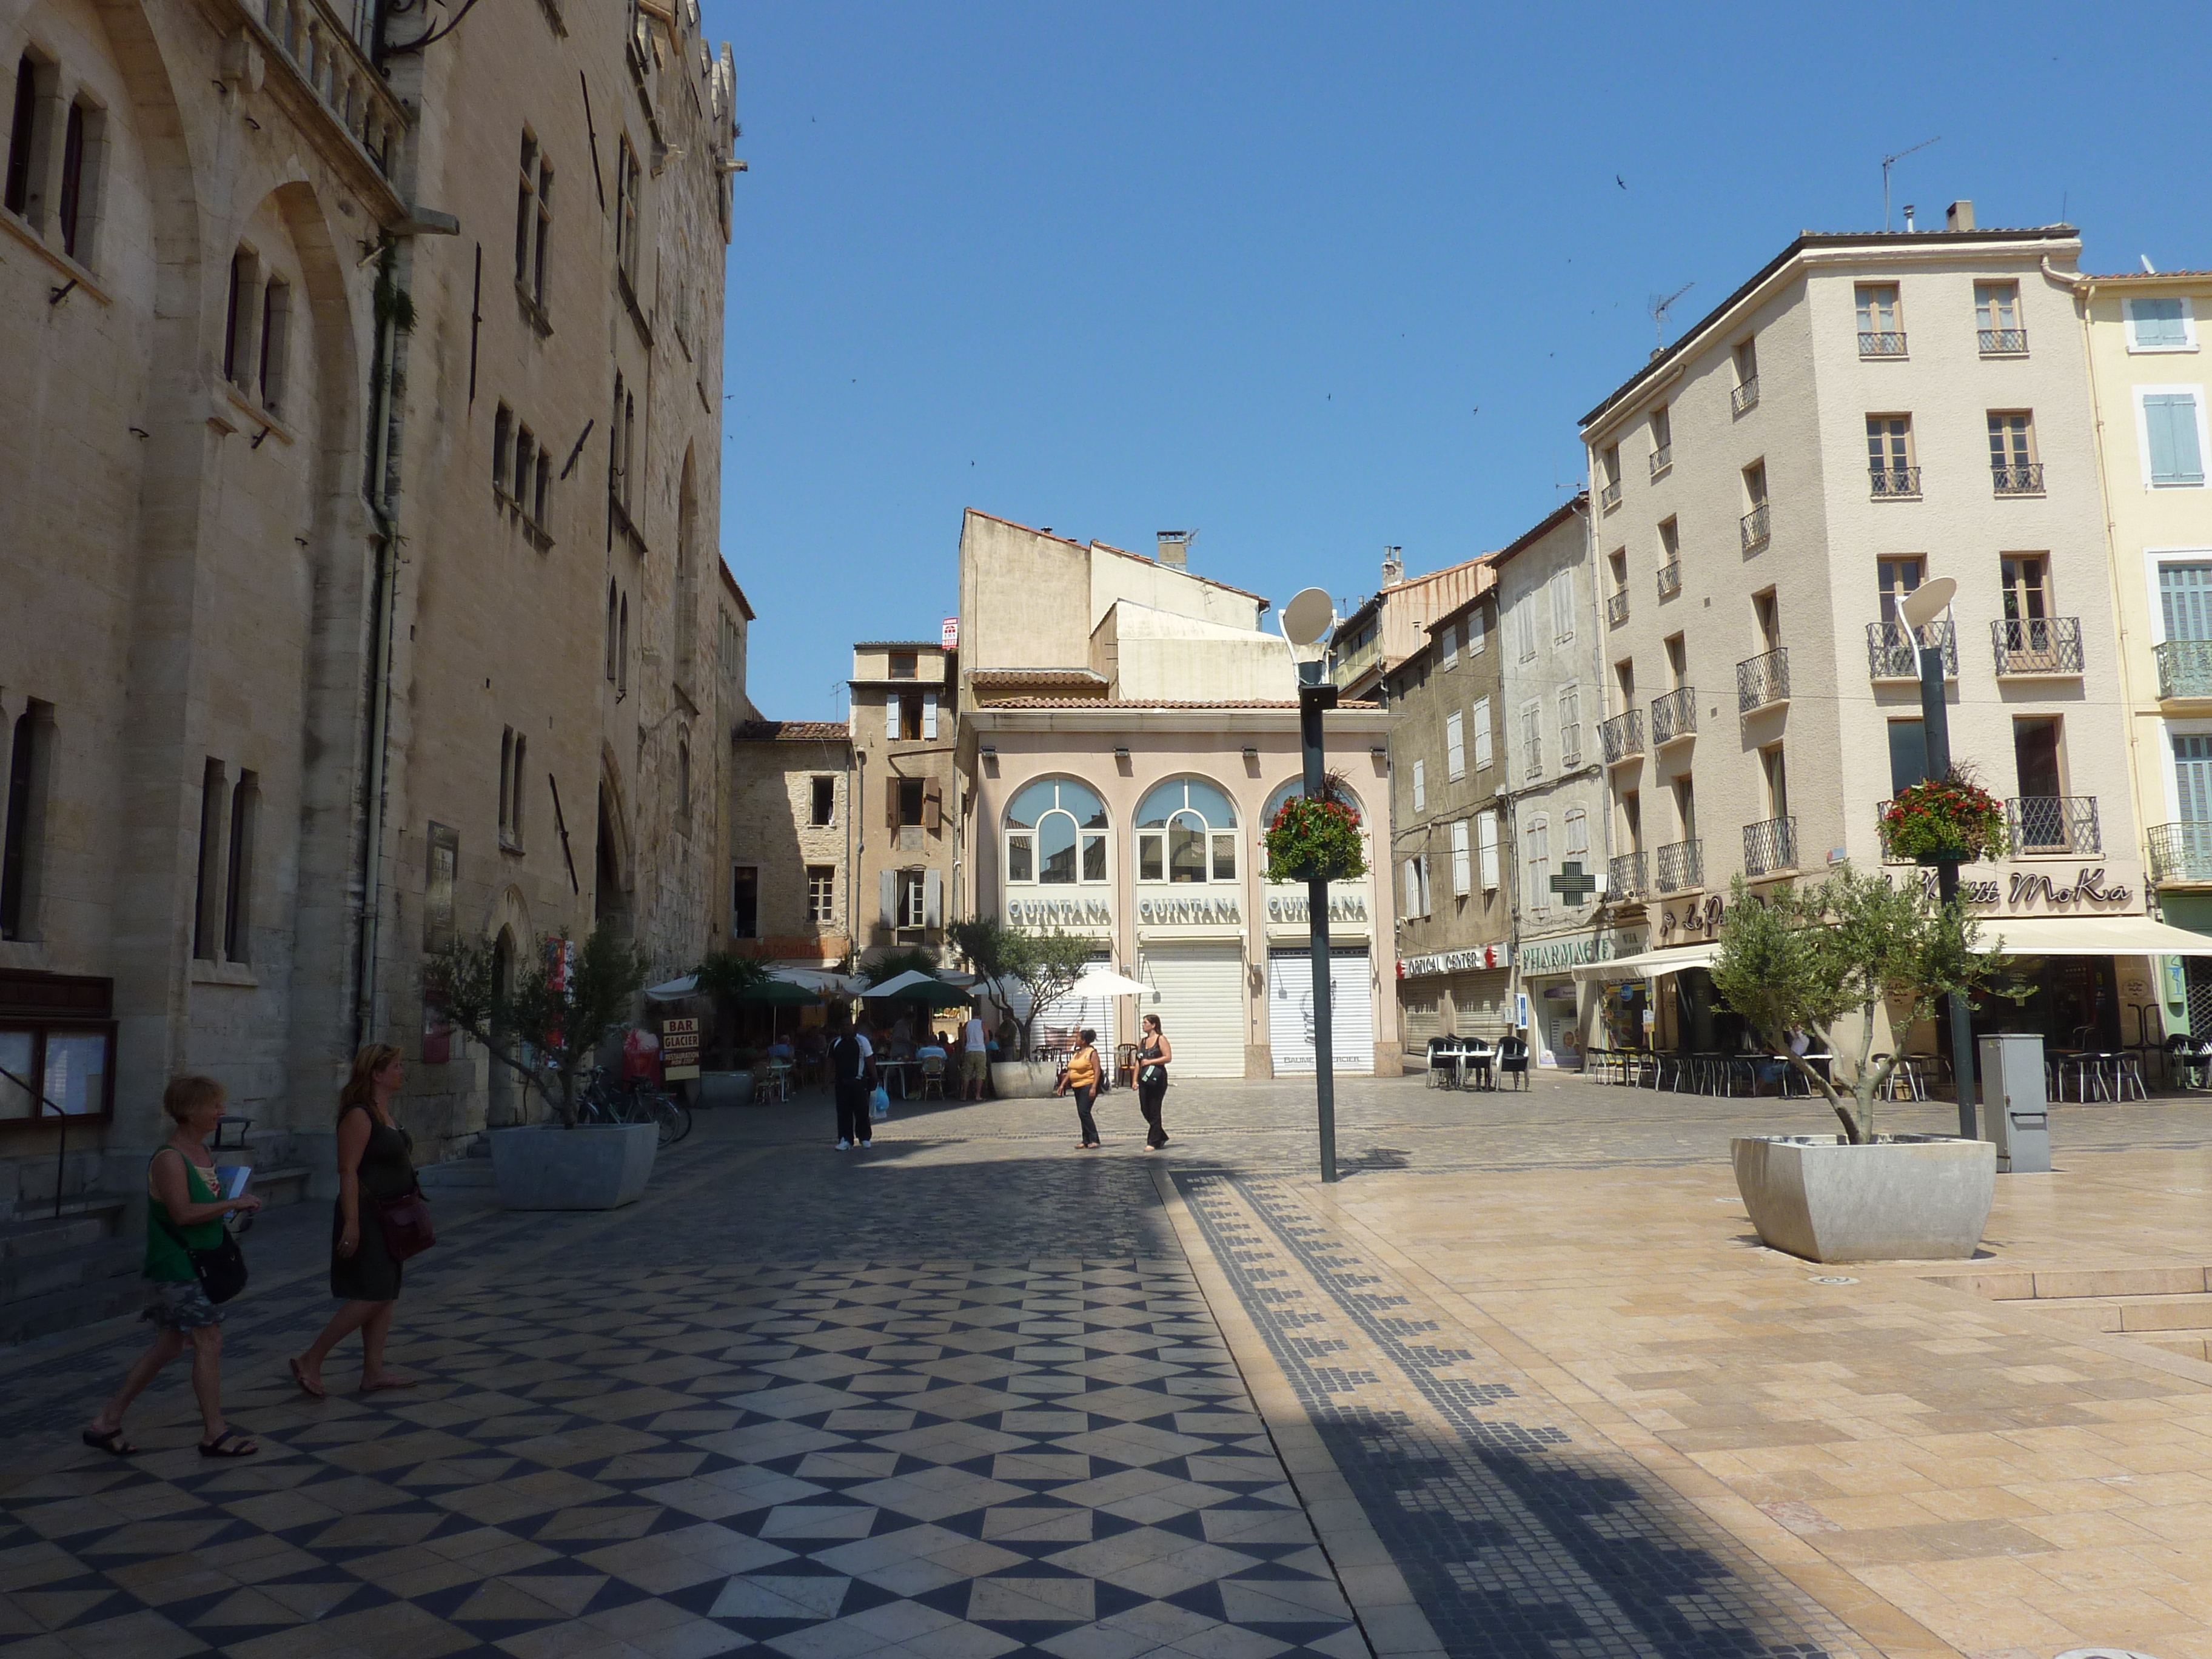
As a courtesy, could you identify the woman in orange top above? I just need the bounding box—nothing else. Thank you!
[1054,1028,1104,1148]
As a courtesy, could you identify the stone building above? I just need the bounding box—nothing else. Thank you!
[0,0,741,1313]
[1328,550,1494,703]
[848,639,959,962]
[726,720,853,968]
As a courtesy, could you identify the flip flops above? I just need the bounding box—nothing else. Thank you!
[80,1426,139,1456]
[287,1356,326,1400]
[198,1428,258,1458]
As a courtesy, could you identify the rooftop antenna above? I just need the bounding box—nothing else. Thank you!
[1649,281,1694,354]
[1882,135,1940,230]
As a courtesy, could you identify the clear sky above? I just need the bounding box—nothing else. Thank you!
[701,1,2211,720]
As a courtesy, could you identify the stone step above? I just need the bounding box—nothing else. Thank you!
[2143,1335,2212,1362]
[0,1265,147,1345]
[2023,1293,2212,1335]
[1927,1265,2212,1301]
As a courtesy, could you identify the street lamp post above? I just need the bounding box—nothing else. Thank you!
[1282,588,1341,1184]
[1899,577,1978,1141]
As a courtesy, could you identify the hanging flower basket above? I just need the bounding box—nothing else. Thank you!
[1264,794,1368,883]
[1882,770,2007,863]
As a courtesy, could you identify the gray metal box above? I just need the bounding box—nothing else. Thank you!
[1979,1033,2051,1174]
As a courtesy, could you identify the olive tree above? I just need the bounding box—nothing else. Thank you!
[951,919,1095,1054]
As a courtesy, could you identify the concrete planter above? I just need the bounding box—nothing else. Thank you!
[697,1070,754,1109]
[1732,1134,1995,1263]
[991,1060,1061,1099]
[491,1124,658,1211]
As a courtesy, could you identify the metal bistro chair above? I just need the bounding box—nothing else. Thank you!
[1425,1037,1456,1088]
[1496,1036,1530,1091]
[1460,1042,1495,1091]
[919,1054,948,1099]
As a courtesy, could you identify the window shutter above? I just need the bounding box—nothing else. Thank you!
[1417,854,1431,916]
[2177,735,2212,823]
[2162,563,2212,642]
[1566,808,1589,856]
[1451,819,1471,896]
[923,689,938,739]
[885,692,898,739]
[1473,700,1492,769]
[1477,812,1500,891]
[923,777,942,831]
[1441,624,1457,668]
[885,778,899,829]
[1403,858,1419,917]
[2148,394,2205,484]
[1444,713,1464,779]
[924,869,943,928]
[879,869,896,930]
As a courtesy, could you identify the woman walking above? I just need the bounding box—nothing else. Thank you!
[1135,1014,1172,1151]
[290,1045,419,1397]
[1055,1028,1104,1148]
[82,1075,263,1457]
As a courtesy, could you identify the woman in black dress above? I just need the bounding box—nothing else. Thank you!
[1136,1014,1172,1151]
[290,1044,418,1397]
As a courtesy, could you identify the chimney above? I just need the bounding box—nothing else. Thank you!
[1156,530,1192,570]
[1946,199,1975,232]
[1381,547,1404,586]
[1903,203,1916,233]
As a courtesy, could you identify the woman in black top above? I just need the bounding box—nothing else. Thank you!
[290,1045,420,1397]
[1136,1014,1171,1151]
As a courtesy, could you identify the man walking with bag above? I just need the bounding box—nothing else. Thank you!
[828,1013,875,1150]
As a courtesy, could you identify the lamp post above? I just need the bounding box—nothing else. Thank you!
[1898,577,1978,1141]
[1282,588,1341,1182]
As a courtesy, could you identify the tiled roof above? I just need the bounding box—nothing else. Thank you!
[2086,269,2212,282]
[736,720,850,742]
[980,697,1380,711]
[970,668,1108,687]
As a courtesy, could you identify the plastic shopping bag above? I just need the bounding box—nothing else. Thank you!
[869,1086,890,1121]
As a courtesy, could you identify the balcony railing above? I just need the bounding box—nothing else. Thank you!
[2156,639,2212,700]
[247,0,406,181]
[1651,686,1697,745]
[1600,478,1622,512]
[2008,796,2101,856]
[1869,466,1921,499]
[1866,619,1957,679]
[1598,708,1644,765]
[1743,816,1798,877]
[1656,560,1681,600]
[1649,444,1672,477]
[1991,615,2083,675]
[1732,377,1759,415]
[1736,648,1789,712]
[1606,588,1629,627]
[1740,502,1769,551]
[1992,462,2045,496]
[1655,838,1703,892]
[1859,329,1908,357]
[1609,850,1649,900]
[2149,822,2212,885]
[1979,327,2029,355]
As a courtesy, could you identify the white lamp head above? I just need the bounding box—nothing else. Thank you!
[1898,576,1956,631]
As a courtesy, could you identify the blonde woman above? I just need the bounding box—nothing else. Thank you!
[290,1045,420,1397]
[82,1075,264,1457]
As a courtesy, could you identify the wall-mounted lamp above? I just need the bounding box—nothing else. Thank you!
[1370,746,1387,762]
[1241,746,1258,762]
[1113,747,1130,760]
[979,745,996,760]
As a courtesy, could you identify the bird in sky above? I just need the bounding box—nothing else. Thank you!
[1615,174,1626,189]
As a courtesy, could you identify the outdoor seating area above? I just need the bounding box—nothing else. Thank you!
[1583,1045,1835,1097]
[1423,1036,1528,1091]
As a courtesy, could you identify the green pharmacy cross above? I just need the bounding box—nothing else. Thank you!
[1549,860,1598,905]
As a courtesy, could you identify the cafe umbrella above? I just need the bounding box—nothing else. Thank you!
[860,970,973,1008]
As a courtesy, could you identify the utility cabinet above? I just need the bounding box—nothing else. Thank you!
[1979,1033,2051,1174]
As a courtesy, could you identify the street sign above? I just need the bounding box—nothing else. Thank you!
[662,1016,701,1082]
[1549,860,1598,905]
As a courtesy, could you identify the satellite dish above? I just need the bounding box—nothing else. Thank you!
[1283,587,1335,647]
[1898,576,1956,631]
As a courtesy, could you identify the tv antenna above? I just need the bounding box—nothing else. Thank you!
[1882,135,1940,230]
[1649,281,1694,351]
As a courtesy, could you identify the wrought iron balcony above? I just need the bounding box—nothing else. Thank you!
[2156,639,2212,700]
[1859,329,1908,358]
[1991,615,2083,675]
[1732,377,1760,415]
[1600,478,1622,512]
[1655,838,1703,893]
[2008,796,2101,856]
[1656,560,1681,600]
[1869,466,1920,499]
[1651,686,1697,745]
[1991,462,2045,496]
[1979,327,2029,355]
[1598,708,1644,765]
[1866,619,1957,679]
[1606,588,1629,627]
[1609,850,1649,900]
[1740,502,1769,551]
[2149,822,2212,885]
[1743,816,1798,877]
[1736,648,1789,712]
[1649,444,1672,478]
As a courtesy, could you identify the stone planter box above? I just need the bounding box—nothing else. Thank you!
[491,1124,658,1211]
[697,1070,754,1109]
[991,1060,1061,1099]
[1732,1133,1995,1263]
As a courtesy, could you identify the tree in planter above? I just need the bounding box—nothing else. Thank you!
[951,919,1094,1054]
[425,923,650,1127]
[694,950,773,1067]
[1709,866,2020,1145]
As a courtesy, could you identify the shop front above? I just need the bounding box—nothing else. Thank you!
[1399,944,1512,1053]
[1515,928,1644,1068]
[1264,877,1377,1074]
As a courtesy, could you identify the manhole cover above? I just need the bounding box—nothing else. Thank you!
[1807,1275,1858,1285]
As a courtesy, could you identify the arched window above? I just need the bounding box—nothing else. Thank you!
[1005,777,1108,886]
[1135,777,1237,883]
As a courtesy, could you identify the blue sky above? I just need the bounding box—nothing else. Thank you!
[702,1,2211,720]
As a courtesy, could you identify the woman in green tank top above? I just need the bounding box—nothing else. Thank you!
[81,1075,263,1456]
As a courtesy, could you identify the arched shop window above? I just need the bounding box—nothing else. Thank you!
[1136,777,1238,883]
[1005,777,1109,885]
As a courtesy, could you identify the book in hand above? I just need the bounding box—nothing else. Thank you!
[212,1165,253,1202]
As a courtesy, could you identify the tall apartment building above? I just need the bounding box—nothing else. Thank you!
[1329,550,1493,702]
[0,0,740,1269]
[726,720,854,967]
[849,638,959,961]
[1577,207,2163,1057]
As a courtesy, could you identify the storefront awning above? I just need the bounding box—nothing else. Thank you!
[1979,916,2212,956]
[1570,944,1718,984]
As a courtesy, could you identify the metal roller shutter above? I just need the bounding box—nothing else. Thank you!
[1138,942,1245,1078]
[1007,954,1116,1059]
[1267,946,1374,1074]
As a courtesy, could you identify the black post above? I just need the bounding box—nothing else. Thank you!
[1298,661,1338,1183]
[1919,640,1979,1141]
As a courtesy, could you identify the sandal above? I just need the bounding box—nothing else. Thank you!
[198,1428,258,1458]
[358,1375,419,1393]
[81,1426,139,1456]
[288,1356,326,1400]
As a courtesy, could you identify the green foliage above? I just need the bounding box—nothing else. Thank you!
[862,947,939,985]
[1710,866,2020,1144]
[425,922,648,1127]
[1881,767,2008,862]
[693,950,773,1067]
[954,920,1092,1051]
[1262,783,1367,883]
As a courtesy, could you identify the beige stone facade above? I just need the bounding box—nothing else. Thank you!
[0,0,740,1205]
[726,721,853,967]
[850,640,958,962]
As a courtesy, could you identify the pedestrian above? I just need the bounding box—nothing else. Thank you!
[828,1013,874,1150]
[1136,1014,1171,1151]
[289,1044,420,1398]
[960,1000,989,1099]
[82,1074,264,1458]
[1054,1027,1103,1148]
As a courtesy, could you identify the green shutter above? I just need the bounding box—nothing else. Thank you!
[2148,394,2205,484]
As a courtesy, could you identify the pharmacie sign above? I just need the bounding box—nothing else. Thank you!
[1517,930,1643,976]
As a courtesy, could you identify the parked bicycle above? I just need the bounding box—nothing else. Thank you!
[571,1068,693,1147]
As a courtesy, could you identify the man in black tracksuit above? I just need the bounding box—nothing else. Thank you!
[828,1014,874,1150]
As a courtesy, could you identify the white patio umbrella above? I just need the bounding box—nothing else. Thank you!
[643,974,699,1002]
[774,967,865,996]
[1068,967,1151,999]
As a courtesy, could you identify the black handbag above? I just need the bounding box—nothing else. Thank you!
[154,1207,249,1304]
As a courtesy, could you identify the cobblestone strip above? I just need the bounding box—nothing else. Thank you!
[1170,1171,1867,1659]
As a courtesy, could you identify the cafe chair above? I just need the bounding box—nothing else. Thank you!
[1496,1036,1529,1091]
[919,1055,947,1099]
[1116,1043,1139,1089]
[1425,1037,1456,1088]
